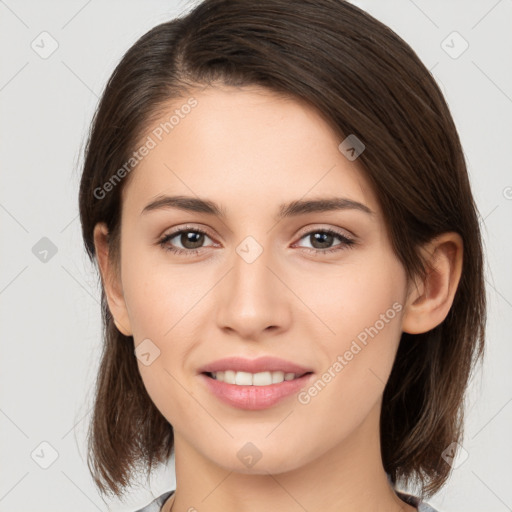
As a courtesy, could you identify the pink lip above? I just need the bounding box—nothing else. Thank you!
[198,356,313,375]
[198,356,315,410]
[199,372,314,410]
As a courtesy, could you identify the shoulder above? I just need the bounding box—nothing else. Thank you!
[395,490,439,512]
[133,490,175,512]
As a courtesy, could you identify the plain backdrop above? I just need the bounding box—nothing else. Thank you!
[0,1,511,511]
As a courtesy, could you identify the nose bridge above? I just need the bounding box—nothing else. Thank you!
[231,234,276,303]
[215,233,289,336]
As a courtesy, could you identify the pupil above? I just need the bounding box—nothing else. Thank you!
[312,232,332,249]
[182,232,204,249]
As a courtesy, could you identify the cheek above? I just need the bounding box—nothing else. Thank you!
[301,255,406,345]
[297,256,406,411]
[120,244,193,339]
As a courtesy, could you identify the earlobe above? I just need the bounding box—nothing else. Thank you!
[402,232,463,335]
[93,222,133,337]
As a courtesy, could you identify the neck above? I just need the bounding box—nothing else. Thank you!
[165,401,416,512]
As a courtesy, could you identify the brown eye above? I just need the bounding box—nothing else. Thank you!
[295,229,355,255]
[159,227,215,255]
[175,231,206,250]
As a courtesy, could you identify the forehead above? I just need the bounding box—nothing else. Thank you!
[121,86,378,219]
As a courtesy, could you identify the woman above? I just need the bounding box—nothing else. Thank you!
[78,1,486,511]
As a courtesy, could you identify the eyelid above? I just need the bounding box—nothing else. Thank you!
[157,222,359,256]
[159,223,217,241]
[295,223,356,241]
[159,223,355,243]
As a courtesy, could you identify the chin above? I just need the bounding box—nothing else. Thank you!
[203,440,310,476]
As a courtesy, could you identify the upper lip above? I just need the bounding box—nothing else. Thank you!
[198,356,313,375]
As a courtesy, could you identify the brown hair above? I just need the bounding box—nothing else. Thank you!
[78,0,486,502]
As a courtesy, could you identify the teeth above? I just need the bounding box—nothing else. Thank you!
[272,371,286,384]
[235,371,253,385]
[211,370,300,385]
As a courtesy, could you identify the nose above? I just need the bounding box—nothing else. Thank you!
[215,238,292,341]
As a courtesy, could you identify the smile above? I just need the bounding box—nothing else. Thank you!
[207,370,307,385]
[200,371,314,410]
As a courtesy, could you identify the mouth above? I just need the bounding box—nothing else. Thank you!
[200,370,314,410]
[197,355,315,409]
[203,370,312,386]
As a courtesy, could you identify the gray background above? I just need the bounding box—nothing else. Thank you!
[0,0,511,511]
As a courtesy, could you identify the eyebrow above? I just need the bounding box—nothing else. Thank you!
[140,194,374,220]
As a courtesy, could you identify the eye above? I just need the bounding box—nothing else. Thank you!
[158,226,356,257]
[293,228,356,255]
[158,226,216,257]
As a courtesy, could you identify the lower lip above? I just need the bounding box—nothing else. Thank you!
[200,372,314,410]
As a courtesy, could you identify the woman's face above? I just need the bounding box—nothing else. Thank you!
[110,85,410,473]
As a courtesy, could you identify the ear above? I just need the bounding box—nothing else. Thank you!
[402,232,463,334]
[93,222,133,337]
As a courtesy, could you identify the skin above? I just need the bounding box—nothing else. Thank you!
[94,86,463,512]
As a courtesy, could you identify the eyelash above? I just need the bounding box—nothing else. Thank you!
[158,225,356,257]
